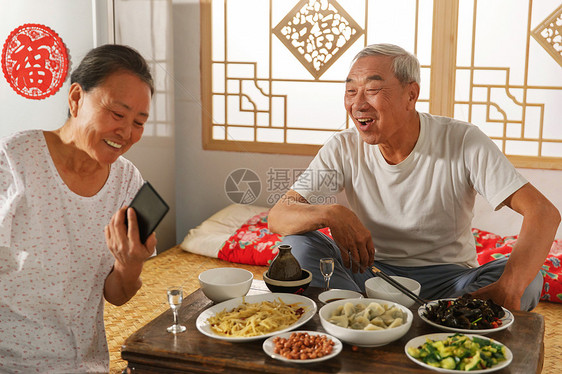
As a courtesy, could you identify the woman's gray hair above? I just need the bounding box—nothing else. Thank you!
[71,44,154,95]
[352,44,420,85]
[67,44,153,118]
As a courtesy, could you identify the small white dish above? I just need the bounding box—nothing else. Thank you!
[318,289,363,304]
[198,267,253,303]
[262,330,342,363]
[364,276,421,308]
[404,333,513,373]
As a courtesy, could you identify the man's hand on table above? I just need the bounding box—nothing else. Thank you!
[471,280,521,311]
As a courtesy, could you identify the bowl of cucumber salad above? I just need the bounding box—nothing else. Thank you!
[404,333,512,372]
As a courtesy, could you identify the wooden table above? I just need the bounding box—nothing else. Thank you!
[121,281,544,373]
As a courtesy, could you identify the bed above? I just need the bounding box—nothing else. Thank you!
[104,203,562,374]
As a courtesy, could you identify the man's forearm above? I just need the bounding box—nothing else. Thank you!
[502,205,559,294]
[500,184,559,286]
[268,191,332,235]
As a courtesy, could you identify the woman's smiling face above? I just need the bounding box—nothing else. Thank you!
[71,70,151,164]
[344,55,417,146]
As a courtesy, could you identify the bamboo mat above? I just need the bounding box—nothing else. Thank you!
[104,246,561,374]
[535,300,562,374]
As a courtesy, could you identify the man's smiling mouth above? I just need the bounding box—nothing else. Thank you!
[357,118,374,126]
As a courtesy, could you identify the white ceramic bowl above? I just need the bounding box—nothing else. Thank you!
[198,267,253,303]
[364,276,421,308]
[319,298,413,347]
[318,289,363,304]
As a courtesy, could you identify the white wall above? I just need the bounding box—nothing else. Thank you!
[473,168,562,238]
[172,0,562,244]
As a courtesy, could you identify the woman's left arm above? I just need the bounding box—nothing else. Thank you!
[103,206,157,306]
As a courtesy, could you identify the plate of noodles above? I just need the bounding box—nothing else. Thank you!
[196,293,317,342]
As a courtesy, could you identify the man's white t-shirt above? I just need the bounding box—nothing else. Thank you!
[0,130,144,373]
[292,112,527,268]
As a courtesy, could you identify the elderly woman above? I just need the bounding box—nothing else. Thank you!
[0,44,156,372]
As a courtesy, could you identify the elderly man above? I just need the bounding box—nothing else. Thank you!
[268,43,560,311]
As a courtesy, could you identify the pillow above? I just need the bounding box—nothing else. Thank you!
[217,211,331,265]
[181,204,330,265]
[217,210,282,265]
[472,228,562,303]
[180,204,269,257]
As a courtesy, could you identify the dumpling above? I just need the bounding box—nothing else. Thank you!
[387,317,404,329]
[362,302,385,320]
[386,306,404,318]
[328,314,349,328]
[354,303,367,313]
[333,305,345,316]
[369,316,387,328]
[343,302,356,317]
[380,306,404,325]
[364,323,384,331]
[350,315,370,330]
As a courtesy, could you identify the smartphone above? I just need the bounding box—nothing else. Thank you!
[126,181,169,243]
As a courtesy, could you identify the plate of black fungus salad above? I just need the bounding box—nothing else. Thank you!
[418,294,514,335]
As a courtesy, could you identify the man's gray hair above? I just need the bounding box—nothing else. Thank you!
[353,44,420,85]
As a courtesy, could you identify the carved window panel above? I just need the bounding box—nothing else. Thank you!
[453,0,562,168]
[201,0,433,155]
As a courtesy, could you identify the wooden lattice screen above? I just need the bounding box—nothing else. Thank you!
[200,0,562,169]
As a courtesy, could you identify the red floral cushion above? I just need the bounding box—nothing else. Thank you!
[217,211,331,266]
[473,228,562,303]
[217,211,282,266]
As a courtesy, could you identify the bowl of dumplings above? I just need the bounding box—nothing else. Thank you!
[318,298,413,347]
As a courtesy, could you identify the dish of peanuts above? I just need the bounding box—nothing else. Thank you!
[262,330,343,363]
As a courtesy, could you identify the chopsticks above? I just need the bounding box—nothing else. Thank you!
[371,266,427,306]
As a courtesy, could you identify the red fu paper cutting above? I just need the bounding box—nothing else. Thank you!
[2,24,69,100]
